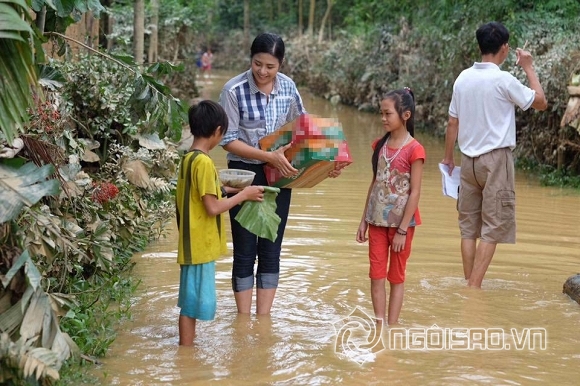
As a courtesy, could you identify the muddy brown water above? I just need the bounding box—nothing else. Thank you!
[95,72,580,385]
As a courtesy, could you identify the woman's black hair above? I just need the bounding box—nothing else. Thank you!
[371,88,415,177]
[188,100,228,138]
[250,33,285,64]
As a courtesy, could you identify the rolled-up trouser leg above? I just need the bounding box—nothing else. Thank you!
[232,275,254,292]
[256,272,279,289]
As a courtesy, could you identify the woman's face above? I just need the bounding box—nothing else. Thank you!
[251,53,281,88]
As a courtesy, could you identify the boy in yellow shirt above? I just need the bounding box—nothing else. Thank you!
[175,100,264,346]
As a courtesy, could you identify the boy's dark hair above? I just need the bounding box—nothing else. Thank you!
[476,22,509,56]
[372,88,416,177]
[250,33,285,64]
[187,100,228,138]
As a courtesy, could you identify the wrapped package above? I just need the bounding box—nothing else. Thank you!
[259,114,352,188]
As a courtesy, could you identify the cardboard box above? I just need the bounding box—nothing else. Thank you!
[259,115,352,188]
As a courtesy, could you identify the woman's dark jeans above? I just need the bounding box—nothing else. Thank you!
[228,161,291,292]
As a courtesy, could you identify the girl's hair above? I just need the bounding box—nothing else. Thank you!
[371,88,416,177]
[188,100,228,138]
[250,33,285,64]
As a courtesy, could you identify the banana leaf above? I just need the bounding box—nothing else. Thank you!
[0,162,60,223]
[234,186,281,242]
[0,1,37,145]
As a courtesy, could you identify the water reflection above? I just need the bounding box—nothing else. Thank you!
[97,72,580,385]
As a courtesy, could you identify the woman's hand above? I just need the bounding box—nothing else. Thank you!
[328,168,342,178]
[267,142,298,177]
[328,161,349,178]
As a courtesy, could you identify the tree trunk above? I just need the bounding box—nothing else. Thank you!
[243,0,250,52]
[99,0,113,49]
[35,6,46,33]
[148,0,159,63]
[307,0,315,37]
[298,0,303,36]
[318,0,332,43]
[99,13,114,50]
[133,0,145,65]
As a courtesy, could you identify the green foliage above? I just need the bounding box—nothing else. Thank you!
[0,0,38,144]
[215,0,299,35]
[55,53,186,152]
[110,0,213,54]
[1,36,182,386]
[59,267,139,358]
[540,169,580,189]
[342,0,578,33]
[1,1,190,384]
[30,0,105,19]
[131,61,186,140]
[281,1,580,178]
[517,157,580,189]
[39,0,105,34]
[58,55,137,148]
[1,0,107,144]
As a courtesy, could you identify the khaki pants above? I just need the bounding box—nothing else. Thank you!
[458,148,516,244]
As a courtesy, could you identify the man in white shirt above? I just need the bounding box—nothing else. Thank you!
[441,21,547,288]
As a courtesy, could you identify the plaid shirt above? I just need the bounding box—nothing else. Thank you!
[219,69,306,164]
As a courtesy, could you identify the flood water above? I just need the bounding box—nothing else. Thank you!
[95,72,580,385]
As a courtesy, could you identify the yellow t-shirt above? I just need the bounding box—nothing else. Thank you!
[176,150,227,265]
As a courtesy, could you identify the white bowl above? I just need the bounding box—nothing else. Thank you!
[219,169,256,188]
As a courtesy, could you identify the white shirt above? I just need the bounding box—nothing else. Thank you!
[449,62,535,157]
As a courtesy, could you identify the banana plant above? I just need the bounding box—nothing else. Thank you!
[0,0,38,145]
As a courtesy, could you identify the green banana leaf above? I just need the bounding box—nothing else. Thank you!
[234,186,281,242]
[0,0,37,145]
[0,162,60,223]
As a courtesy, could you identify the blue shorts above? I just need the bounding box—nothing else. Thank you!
[177,262,216,320]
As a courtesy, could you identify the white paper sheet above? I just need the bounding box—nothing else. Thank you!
[438,163,460,199]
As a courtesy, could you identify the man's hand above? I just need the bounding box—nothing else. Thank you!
[440,158,455,176]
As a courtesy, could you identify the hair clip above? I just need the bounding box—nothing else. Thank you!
[404,86,412,93]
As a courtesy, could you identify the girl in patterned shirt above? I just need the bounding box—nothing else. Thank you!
[356,88,426,326]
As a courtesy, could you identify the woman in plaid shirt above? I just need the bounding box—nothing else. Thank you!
[218,33,308,315]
